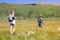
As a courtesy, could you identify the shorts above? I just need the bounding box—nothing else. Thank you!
[38,22,42,28]
[9,20,15,25]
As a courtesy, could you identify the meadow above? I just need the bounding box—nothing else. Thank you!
[0,19,60,40]
[0,4,60,40]
[0,4,60,19]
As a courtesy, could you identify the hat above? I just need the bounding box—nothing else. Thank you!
[40,15,42,17]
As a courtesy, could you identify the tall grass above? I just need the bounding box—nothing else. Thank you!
[0,4,60,20]
[0,19,60,40]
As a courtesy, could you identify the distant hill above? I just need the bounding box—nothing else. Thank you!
[0,4,60,19]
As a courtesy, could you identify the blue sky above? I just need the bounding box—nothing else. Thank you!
[0,0,60,5]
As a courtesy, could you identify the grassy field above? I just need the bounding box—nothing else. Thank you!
[0,4,60,19]
[0,19,60,40]
[0,3,60,40]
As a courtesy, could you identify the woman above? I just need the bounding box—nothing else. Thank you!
[8,10,16,34]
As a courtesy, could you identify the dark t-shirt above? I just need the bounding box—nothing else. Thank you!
[38,17,43,23]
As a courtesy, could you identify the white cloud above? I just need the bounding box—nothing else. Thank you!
[39,2,48,4]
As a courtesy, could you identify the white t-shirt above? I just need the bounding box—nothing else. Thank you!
[8,13,14,20]
[8,13,15,24]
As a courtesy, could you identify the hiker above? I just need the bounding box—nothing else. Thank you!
[38,15,43,30]
[8,10,16,34]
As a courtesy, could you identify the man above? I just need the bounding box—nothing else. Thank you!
[8,10,16,34]
[38,15,43,30]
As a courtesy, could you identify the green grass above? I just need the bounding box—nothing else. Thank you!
[0,4,60,19]
[0,19,60,40]
[0,3,60,40]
